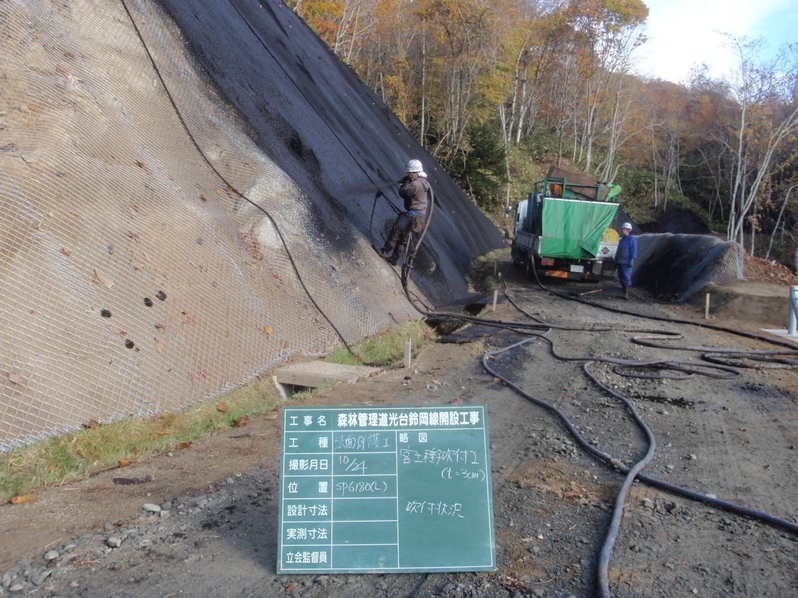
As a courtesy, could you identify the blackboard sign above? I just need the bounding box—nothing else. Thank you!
[278,405,495,573]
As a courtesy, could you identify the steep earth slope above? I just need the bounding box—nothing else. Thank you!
[0,0,504,450]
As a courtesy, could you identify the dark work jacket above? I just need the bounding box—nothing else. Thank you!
[615,234,638,266]
[398,176,430,214]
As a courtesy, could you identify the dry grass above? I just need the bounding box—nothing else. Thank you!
[0,321,436,503]
[0,377,281,503]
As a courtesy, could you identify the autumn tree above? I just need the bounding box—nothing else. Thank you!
[355,0,423,125]
[412,0,512,162]
[719,37,798,250]
[635,79,690,211]
[678,68,737,223]
[287,0,346,46]
[288,0,798,267]
[565,0,648,174]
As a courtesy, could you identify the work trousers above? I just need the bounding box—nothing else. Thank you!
[383,212,426,260]
[616,263,633,287]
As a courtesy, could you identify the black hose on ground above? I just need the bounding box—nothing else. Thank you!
[481,334,798,598]
[481,337,652,598]
[525,256,798,352]
[585,361,657,598]
[391,223,798,596]
[505,264,798,367]
[483,271,798,596]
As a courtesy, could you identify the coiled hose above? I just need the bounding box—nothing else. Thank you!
[488,269,798,597]
[482,332,798,598]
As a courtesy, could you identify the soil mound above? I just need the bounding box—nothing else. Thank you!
[744,253,798,285]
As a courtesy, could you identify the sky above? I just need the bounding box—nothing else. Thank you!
[632,0,797,84]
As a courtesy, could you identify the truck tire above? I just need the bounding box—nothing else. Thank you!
[511,240,523,267]
[524,255,534,279]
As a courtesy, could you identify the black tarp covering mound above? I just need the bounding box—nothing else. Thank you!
[634,234,744,301]
[155,0,506,305]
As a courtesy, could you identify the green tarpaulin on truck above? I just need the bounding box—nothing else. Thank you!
[540,198,618,259]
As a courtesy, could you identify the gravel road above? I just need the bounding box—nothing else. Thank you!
[1,266,796,598]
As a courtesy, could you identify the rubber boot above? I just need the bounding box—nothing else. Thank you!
[624,286,630,299]
[380,247,398,266]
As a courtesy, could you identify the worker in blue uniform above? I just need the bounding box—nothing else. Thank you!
[615,222,637,299]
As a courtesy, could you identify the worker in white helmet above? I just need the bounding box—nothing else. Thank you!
[381,159,431,265]
[615,222,637,299]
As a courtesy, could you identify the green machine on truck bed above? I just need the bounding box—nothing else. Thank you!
[511,167,622,280]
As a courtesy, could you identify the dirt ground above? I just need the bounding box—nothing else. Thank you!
[742,254,798,286]
[1,258,797,597]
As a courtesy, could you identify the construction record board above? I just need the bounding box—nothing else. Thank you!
[278,405,495,574]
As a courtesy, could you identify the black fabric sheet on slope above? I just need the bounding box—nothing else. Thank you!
[154,0,506,306]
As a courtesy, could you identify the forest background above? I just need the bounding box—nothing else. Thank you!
[287,0,798,269]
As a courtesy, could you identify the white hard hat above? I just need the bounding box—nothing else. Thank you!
[622,222,632,230]
[406,159,423,173]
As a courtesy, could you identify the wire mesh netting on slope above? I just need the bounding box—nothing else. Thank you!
[0,0,505,451]
[635,233,745,301]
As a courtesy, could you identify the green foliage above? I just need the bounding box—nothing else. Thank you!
[613,165,711,226]
[614,166,654,206]
[446,123,508,213]
[507,143,546,200]
[466,248,511,294]
[323,320,436,367]
[520,129,564,163]
[680,147,731,222]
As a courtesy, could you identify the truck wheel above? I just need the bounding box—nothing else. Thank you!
[524,256,534,279]
[511,241,522,267]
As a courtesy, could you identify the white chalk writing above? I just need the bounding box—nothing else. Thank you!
[405,500,465,518]
[400,448,480,466]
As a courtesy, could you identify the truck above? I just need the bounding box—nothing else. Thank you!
[511,167,623,280]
